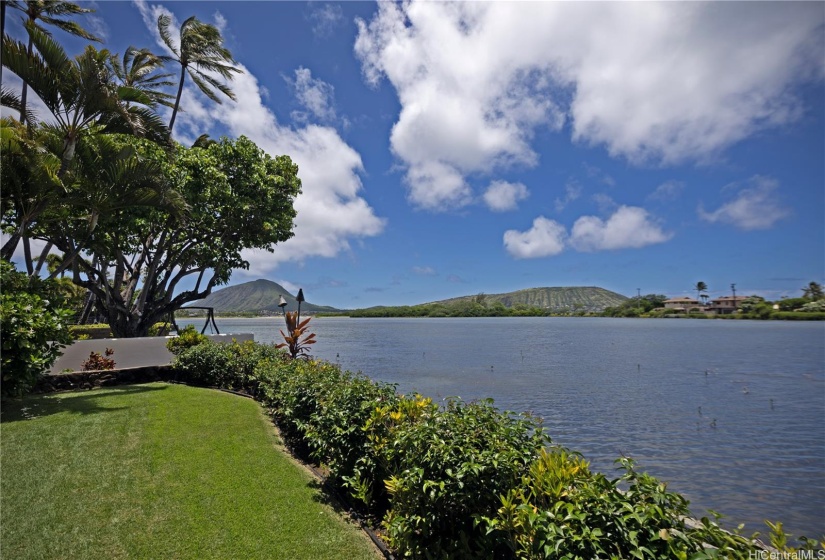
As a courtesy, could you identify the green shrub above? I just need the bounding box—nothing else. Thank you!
[771,311,825,321]
[148,321,172,336]
[0,261,73,397]
[266,358,344,458]
[483,452,711,559]
[172,338,282,393]
[172,341,233,387]
[166,324,208,356]
[306,372,398,504]
[379,398,549,559]
[68,323,112,340]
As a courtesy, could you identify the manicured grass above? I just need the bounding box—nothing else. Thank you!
[1,383,382,560]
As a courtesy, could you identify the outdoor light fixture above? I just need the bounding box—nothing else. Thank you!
[278,295,287,315]
[296,289,305,324]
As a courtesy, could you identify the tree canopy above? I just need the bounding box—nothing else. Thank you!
[2,10,298,337]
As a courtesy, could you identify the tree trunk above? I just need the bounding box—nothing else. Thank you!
[1,1,6,86]
[168,65,187,132]
[19,32,33,124]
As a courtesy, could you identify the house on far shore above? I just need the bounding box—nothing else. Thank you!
[663,297,702,313]
[661,295,754,315]
[706,295,746,314]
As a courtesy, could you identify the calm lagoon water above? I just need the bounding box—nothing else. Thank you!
[182,316,825,538]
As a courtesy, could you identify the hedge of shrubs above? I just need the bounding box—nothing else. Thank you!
[170,337,821,559]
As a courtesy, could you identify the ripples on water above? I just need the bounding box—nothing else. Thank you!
[182,316,825,538]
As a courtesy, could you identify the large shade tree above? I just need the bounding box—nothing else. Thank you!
[157,14,241,132]
[51,136,301,337]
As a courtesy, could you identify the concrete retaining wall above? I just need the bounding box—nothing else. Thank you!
[50,333,254,373]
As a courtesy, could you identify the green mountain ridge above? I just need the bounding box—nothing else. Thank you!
[428,286,628,312]
[186,279,339,314]
[188,280,628,315]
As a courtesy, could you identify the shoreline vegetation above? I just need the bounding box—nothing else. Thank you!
[176,307,825,321]
[92,337,825,556]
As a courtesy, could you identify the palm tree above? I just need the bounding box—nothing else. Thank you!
[157,14,241,132]
[3,26,170,175]
[694,281,708,305]
[112,46,176,109]
[802,281,824,301]
[1,1,23,85]
[6,0,102,124]
[1,27,170,262]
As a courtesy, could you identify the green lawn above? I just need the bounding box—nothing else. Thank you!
[0,383,382,560]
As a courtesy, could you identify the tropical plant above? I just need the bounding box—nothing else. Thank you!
[5,0,102,123]
[112,46,176,108]
[380,398,549,559]
[80,347,115,371]
[1,27,172,265]
[802,281,824,301]
[166,324,208,355]
[276,311,316,359]
[56,136,299,337]
[0,259,73,397]
[156,13,241,131]
[695,281,708,305]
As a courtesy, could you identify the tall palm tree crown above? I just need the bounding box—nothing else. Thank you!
[157,14,242,132]
[112,46,176,108]
[694,281,708,305]
[6,0,102,123]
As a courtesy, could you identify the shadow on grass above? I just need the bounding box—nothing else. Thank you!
[0,383,169,424]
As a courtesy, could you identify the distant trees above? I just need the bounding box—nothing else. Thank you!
[694,281,707,305]
[802,281,824,300]
[602,294,666,317]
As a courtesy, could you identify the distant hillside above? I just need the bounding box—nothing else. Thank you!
[186,279,339,314]
[430,286,627,312]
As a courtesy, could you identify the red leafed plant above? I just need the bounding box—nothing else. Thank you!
[276,311,316,359]
[81,348,116,371]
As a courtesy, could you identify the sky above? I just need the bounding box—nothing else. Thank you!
[4,1,825,309]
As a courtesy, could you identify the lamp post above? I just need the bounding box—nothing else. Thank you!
[278,295,287,315]
[296,288,305,325]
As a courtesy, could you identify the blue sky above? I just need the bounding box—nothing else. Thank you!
[5,1,825,308]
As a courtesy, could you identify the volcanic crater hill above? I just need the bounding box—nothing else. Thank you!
[429,286,628,312]
[186,279,339,314]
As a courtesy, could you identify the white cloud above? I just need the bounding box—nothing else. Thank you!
[570,206,672,252]
[698,176,789,231]
[355,1,823,209]
[503,217,567,259]
[308,4,345,38]
[213,11,228,33]
[134,1,385,276]
[286,67,337,123]
[591,193,617,215]
[554,181,581,212]
[648,180,685,202]
[412,266,437,276]
[483,181,529,212]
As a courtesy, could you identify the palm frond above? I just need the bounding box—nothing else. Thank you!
[157,14,180,58]
[2,32,64,117]
[0,87,34,123]
[39,17,101,42]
